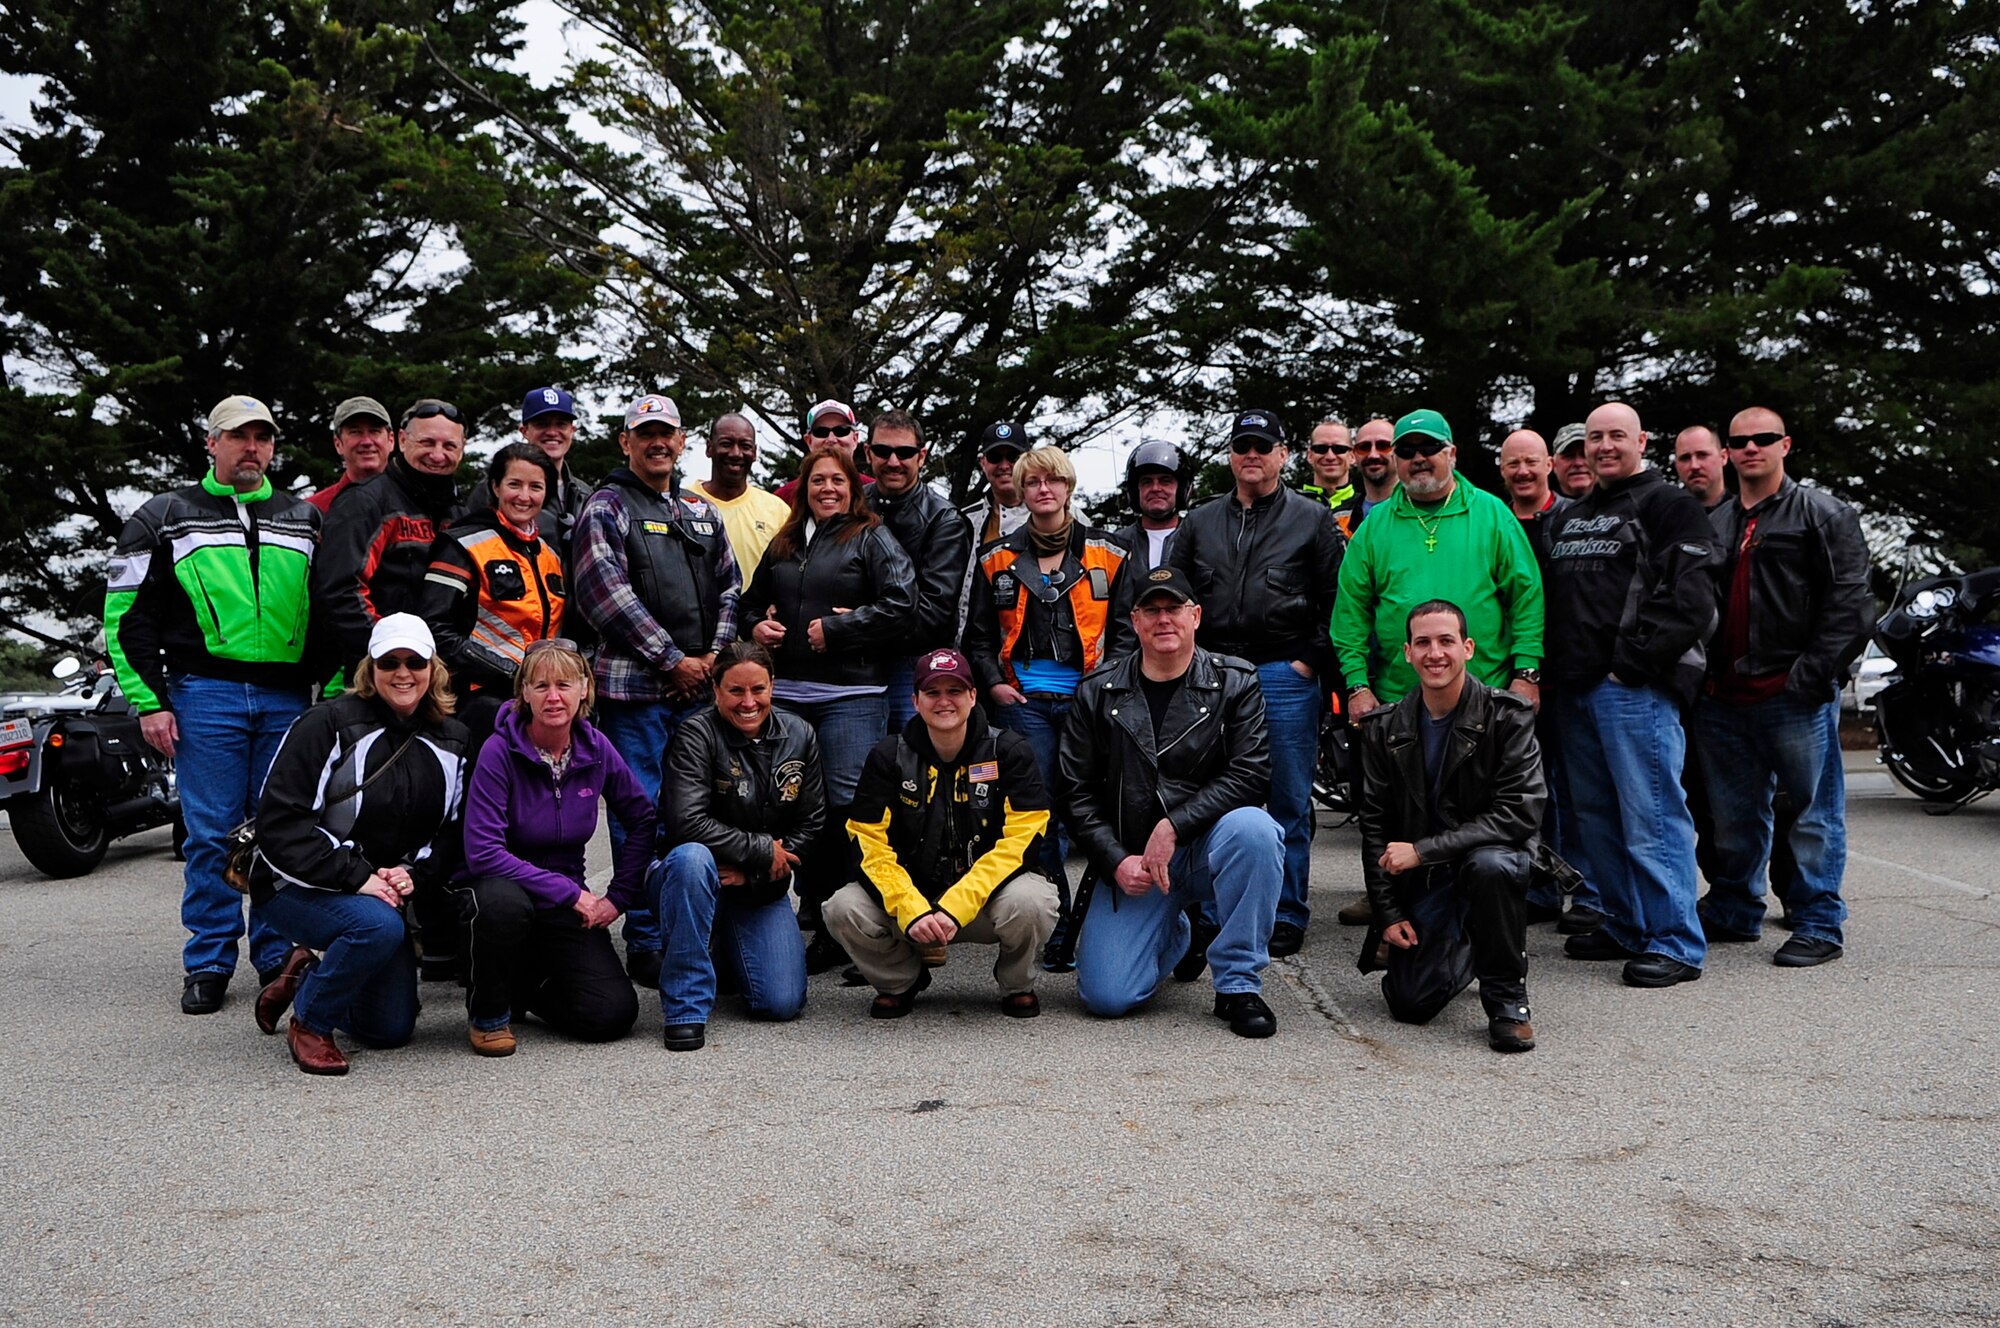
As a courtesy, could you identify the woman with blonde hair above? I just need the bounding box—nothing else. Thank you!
[458,638,656,1055]
[247,614,471,1075]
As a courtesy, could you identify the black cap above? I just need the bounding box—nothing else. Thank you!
[1229,409,1285,448]
[1133,564,1197,607]
[979,421,1027,456]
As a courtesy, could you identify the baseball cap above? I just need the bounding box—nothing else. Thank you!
[1552,422,1587,454]
[367,612,436,662]
[804,399,857,433]
[1228,409,1284,448]
[330,396,389,432]
[208,395,278,434]
[1393,409,1453,445]
[1133,564,1198,607]
[520,386,576,422]
[624,394,682,430]
[914,647,976,690]
[979,421,1027,457]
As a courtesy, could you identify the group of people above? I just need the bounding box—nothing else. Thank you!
[100,383,1871,1073]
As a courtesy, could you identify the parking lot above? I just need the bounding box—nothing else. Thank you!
[1,752,1994,1326]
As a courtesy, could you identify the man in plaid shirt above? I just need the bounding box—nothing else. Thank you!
[572,393,740,986]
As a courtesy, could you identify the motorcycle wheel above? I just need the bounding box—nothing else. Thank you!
[1874,709,1981,803]
[11,777,111,877]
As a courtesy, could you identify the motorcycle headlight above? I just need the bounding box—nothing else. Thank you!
[1907,589,1941,620]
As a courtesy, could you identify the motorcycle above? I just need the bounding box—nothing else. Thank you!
[0,653,183,876]
[1871,566,2000,806]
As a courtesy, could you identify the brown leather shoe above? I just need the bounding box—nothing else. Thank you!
[1336,895,1374,926]
[255,946,316,1035]
[287,1018,349,1075]
[469,1023,517,1057]
[1488,1018,1537,1053]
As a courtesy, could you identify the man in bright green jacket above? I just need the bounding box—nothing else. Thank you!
[1332,409,1545,721]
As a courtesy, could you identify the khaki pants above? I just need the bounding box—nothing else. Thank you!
[824,875,1059,997]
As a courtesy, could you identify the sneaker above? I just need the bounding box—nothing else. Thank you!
[469,1023,517,1057]
[1773,935,1843,967]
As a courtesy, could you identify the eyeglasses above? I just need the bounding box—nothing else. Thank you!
[1308,443,1352,456]
[373,653,431,672]
[1726,431,1785,450]
[523,638,581,657]
[1393,438,1450,459]
[400,400,464,427]
[868,444,921,462]
[1350,439,1394,454]
[1230,437,1277,455]
[810,424,855,439]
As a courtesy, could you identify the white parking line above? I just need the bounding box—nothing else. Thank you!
[1850,850,1992,900]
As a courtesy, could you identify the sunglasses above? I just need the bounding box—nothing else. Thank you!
[810,424,855,439]
[868,444,921,462]
[1308,443,1352,456]
[400,400,464,427]
[1726,431,1785,450]
[1350,439,1393,454]
[1393,438,1450,459]
[373,652,431,672]
[983,449,1022,465]
[1230,437,1278,455]
[523,638,581,657]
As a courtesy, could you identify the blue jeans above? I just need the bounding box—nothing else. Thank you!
[1529,702,1603,914]
[883,659,916,732]
[254,885,419,1044]
[991,694,1073,897]
[1556,679,1706,969]
[596,696,701,955]
[777,694,888,806]
[1256,660,1322,928]
[1075,805,1283,1015]
[651,844,808,1026]
[1692,692,1847,945]
[170,675,308,978]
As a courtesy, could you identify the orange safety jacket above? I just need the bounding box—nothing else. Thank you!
[967,524,1127,692]
[419,513,567,695]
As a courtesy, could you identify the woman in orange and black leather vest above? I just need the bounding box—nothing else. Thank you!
[419,442,569,762]
[963,445,1130,955]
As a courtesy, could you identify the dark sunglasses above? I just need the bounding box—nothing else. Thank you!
[810,424,855,439]
[868,444,921,462]
[373,652,431,672]
[400,400,464,427]
[983,449,1022,465]
[1393,438,1450,459]
[1308,443,1352,456]
[523,638,581,657]
[1726,431,1785,450]
[1350,439,1393,454]
[1230,437,1278,455]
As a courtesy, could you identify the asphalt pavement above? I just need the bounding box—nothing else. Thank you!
[1,752,1995,1326]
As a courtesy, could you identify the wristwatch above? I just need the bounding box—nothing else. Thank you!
[1512,668,1542,684]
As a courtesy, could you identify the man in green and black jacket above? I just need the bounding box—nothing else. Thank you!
[105,395,321,1016]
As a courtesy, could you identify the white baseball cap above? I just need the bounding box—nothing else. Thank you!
[367,612,436,662]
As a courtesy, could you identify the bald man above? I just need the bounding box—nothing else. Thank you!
[1673,426,1729,511]
[1542,402,1721,990]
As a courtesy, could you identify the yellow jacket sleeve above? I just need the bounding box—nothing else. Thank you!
[936,799,1050,927]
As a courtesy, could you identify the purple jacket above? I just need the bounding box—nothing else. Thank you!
[462,705,656,912]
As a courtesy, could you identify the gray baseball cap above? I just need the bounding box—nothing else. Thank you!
[330,396,390,431]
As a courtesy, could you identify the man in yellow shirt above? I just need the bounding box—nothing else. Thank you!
[693,412,791,578]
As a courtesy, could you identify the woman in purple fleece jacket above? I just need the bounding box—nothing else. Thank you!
[460,640,656,1055]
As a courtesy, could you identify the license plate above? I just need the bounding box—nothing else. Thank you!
[0,717,29,747]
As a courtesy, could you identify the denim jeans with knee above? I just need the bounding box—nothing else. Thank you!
[170,675,309,979]
[596,696,702,956]
[1075,805,1283,1015]
[1693,691,1847,945]
[1556,678,1706,969]
[1256,661,1322,928]
[254,885,419,1045]
[651,844,808,1026]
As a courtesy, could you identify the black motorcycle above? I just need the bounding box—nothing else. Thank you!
[1871,566,2000,806]
[0,654,183,876]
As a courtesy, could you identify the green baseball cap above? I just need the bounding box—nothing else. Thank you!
[1392,409,1453,445]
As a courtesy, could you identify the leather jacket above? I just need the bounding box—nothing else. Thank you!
[1354,679,1546,928]
[867,482,974,652]
[740,515,917,687]
[1056,647,1271,877]
[1705,477,1873,701]
[659,706,826,907]
[1167,486,1345,675]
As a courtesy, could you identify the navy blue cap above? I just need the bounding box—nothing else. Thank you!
[520,386,576,423]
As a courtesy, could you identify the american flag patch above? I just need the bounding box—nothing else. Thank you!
[968,761,999,784]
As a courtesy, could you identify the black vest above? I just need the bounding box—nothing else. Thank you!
[603,470,727,655]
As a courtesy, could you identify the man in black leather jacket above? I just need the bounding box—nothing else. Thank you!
[1355,600,1545,1053]
[864,409,975,728]
[1691,406,1872,969]
[1167,409,1344,958]
[1057,566,1286,1038]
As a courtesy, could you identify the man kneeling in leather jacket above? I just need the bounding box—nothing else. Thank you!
[1355,598,1546,1053]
